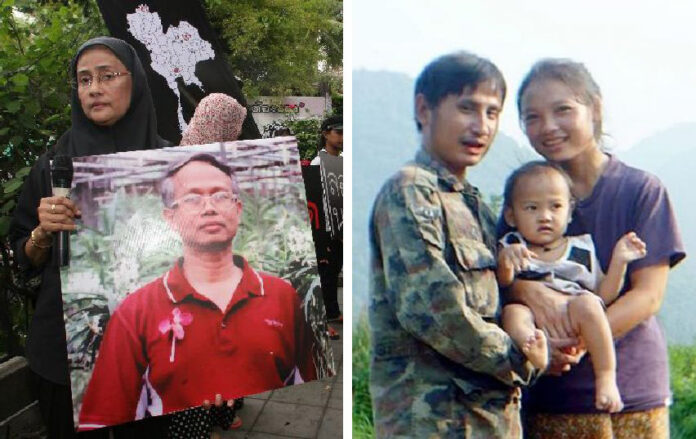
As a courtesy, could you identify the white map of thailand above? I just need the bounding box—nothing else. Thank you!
[127,4,215,132]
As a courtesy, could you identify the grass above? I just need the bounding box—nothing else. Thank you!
[669,345,696,438]
[352,315,375,438]
[352,317,696,438]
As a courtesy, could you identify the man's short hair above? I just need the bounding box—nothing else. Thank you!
[414,51,506,131]
[321,115,342,132]
[160,153,240,207]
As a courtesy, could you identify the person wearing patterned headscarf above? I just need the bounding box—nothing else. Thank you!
[180,93,247,146]
[170,93,249,438]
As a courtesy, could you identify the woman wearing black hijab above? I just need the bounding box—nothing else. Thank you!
[9,36,171,438]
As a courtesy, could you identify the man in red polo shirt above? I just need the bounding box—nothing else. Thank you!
[78,153,318,430]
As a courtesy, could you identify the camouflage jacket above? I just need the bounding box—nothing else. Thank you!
[368,149,536,438]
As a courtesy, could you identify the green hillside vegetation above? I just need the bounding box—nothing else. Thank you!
[352,320,696,438]
[353,316,374,438]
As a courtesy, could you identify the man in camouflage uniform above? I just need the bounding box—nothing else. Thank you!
[369,52,540,438]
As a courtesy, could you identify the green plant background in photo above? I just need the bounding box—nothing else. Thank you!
[60,140,334,422]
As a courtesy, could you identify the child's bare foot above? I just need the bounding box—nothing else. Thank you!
[595,374,623,413]
[522,329,548,370]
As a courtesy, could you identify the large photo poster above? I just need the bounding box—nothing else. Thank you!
[60,138,334,429]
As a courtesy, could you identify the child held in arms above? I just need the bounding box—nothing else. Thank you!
[498,161,647,413]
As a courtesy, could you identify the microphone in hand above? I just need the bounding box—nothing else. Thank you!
[51,155,74,267]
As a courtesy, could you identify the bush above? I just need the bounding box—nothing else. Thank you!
[669,344,696,438]
[283,117,322,161]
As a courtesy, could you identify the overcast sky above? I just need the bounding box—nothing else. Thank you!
[352,1,696,150]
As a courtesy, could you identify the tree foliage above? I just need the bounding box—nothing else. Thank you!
[205,0,343,97]
[284,117,321,161]
[0,0,105,171]
[0,0,105,358]
[0,0,105,228]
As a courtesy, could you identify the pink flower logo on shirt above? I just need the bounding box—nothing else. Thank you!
[264,318,284,328]
[159,308,193,362]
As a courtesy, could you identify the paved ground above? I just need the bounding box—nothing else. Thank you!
[219,288,343,439]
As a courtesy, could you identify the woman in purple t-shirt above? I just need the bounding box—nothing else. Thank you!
[508,59,685,438]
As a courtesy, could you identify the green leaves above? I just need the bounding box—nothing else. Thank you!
[0,216,10,236]
[284,117,321,160]
[205,0,342,97]
[42,113,62,125]
[0,166,28,242]
[670,345,696,438]
[1,200,15,214]
[0,0,106,219]
[15,166,30,178]
[0,0,106,175]
[2,178,23,194]
[0,1,108,358]
[5,100,21,113]
[11,72,29,92]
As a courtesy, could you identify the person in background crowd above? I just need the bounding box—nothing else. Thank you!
[310,115,343,165]
[179,93,247,146]
[171,92,249,438]
[311,115,343,341]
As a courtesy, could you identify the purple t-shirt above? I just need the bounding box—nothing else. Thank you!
[501,154,686,413]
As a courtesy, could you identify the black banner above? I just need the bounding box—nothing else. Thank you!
[301,164,330,261]
[95,0,260,143]
[318,152,343,240]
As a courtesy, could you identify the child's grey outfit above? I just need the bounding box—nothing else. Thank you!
[499,231,604,301]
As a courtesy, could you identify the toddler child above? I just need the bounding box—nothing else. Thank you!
[498,161,646,413]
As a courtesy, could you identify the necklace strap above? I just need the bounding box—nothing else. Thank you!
[541,237,567,252]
